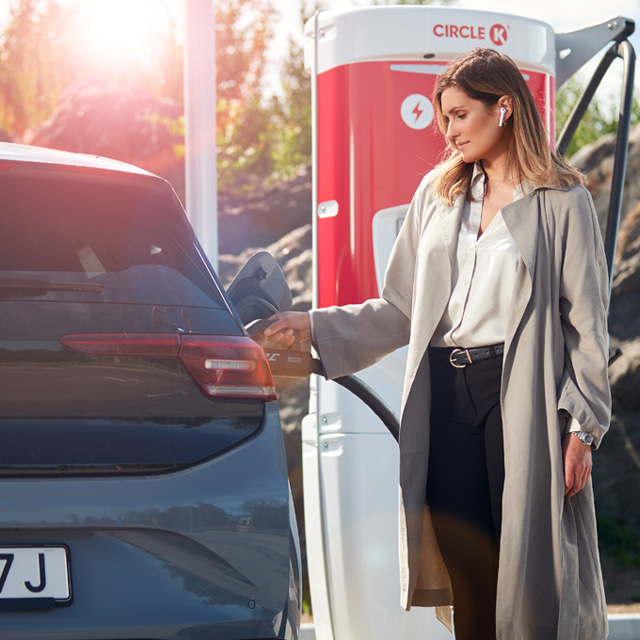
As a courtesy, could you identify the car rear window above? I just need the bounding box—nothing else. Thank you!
[0,167,225,308]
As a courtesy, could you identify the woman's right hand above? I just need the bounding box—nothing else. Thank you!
[262,311,311,348]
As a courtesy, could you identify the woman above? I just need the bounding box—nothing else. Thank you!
[264,48,611,639]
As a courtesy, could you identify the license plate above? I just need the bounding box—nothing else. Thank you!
[0,547,70,603]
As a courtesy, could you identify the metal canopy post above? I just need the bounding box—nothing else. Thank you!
[184,0,218,269]
[556,26,636,295]
[603,40,636,290]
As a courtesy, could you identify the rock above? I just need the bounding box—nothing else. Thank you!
[572,124,640,231]
[217,253,247,288]
[609,341,640,411]
[23,81,184,191]
[608,196,640,416]
[219,165,312,254]
[576,123,640,422]
[217,224,312,294]
[612,202,640,299]
[571,131,617,174]
[284,248,313,310]
[608,292,640,343]
[581,123,640,589]
[592,407,640,535]
[267,224,312,267]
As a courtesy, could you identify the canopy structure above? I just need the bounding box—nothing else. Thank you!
[184,0,218,269]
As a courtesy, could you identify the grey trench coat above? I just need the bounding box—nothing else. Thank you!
[309,171,611,640]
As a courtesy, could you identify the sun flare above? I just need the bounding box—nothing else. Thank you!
[76,0,169,67]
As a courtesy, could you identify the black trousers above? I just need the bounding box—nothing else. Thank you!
[426,347,505,640]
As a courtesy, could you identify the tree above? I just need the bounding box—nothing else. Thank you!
[0,0,280,191]
[556,76,640,158]
[166,0,278,189]
[266,2,317,180]
[0,0,77,134]
[215,0,274,104]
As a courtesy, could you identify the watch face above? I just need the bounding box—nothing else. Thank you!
[581,433,594,445]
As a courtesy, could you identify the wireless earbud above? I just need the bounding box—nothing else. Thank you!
[499,107,507,127]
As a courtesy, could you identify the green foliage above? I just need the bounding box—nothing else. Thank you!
[149,0,278,189]
[598,515,640,569]
[214,0,274,104]
[217,96,275,190]
[266,2,316,182]
[0,0,77,133]
[0,0,279,190]
[157,0,279,190]
[556,77,640,158]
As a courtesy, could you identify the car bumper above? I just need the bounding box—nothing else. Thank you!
[0,402,300,640]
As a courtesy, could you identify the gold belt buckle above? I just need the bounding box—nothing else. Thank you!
[449,348,470,368]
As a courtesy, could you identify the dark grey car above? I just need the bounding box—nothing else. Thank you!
[0,143,301,639]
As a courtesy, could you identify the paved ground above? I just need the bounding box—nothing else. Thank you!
[300,623,315,640]
[301,615,640,639]
[608,614,640,640]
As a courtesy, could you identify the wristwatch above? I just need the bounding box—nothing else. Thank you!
[572,431,594,447]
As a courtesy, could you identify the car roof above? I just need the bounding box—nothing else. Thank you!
[0,142,156,178]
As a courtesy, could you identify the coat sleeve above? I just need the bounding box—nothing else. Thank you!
[556,185,611,449]
[309,173,432,380]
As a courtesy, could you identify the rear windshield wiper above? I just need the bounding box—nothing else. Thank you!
[0,277,104,297]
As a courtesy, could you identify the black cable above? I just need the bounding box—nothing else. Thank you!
[332,374,400,442]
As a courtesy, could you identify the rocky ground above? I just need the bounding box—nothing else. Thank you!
[218,128,640,611]
[578,126,640,609]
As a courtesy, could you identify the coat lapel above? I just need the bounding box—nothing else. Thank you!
[401,193,462,388]
[435,191,465,268]
[502,190,541,351]
[502,190,541,280]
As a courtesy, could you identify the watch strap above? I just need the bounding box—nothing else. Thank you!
[572,431,594,446]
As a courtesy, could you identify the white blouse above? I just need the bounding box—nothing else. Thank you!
[431,165,524,349]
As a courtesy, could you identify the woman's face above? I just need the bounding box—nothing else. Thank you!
[440,87,509,165]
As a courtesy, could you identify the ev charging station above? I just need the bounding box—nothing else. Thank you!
[302,6,635,640]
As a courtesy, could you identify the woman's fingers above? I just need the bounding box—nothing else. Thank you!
[261,321,294,346]
[262,316,292,337]
[262,312,311,345]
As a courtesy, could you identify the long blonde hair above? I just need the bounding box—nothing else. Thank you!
[432,48,583,205]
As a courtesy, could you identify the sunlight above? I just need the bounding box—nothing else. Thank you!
[75,0,168,67]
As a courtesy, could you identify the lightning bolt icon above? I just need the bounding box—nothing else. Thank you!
[412,101,424,123]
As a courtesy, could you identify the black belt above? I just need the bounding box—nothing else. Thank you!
[448,343,504,368]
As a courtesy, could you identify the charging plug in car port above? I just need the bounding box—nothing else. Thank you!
[262,347,322,378]
[246,317,323,378]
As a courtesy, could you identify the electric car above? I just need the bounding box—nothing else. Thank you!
[0,142,301,640]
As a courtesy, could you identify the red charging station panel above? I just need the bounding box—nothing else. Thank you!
[316,60,554,309]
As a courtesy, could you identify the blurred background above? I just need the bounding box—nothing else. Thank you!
[0,0,312,200]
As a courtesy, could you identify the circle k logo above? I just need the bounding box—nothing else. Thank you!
[490,24,508,46]
[433,22,508,47]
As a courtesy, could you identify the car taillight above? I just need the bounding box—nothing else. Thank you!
[59,333,180,357]
[60,333,277,401]
[179,335,277,400]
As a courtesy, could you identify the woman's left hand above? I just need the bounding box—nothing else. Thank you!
[562,433,593,497]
